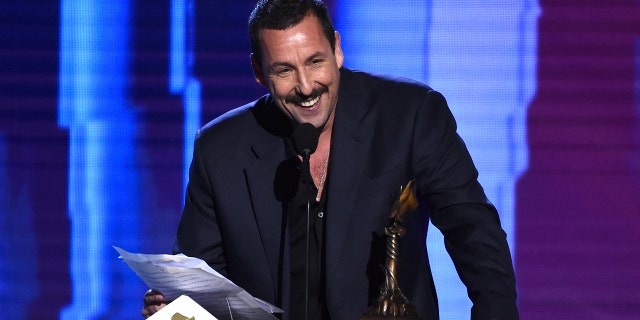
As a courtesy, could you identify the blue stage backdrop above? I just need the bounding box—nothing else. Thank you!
[0,0,638,319]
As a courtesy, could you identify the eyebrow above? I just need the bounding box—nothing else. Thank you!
[269,51,328,70]
[305,51,328,62]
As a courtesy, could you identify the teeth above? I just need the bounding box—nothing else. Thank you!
[300,96,320,108]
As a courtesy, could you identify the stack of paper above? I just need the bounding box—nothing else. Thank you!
[114,247,283,320]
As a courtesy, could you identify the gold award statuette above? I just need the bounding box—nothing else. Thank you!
[361,180,420,320]
[171,313,195,320]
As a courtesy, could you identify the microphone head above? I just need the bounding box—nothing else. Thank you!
[292,122,319,156]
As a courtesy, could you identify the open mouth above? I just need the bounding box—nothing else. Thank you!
[299,95,320,108]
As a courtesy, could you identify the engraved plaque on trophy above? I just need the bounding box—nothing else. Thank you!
[361,180,420,320]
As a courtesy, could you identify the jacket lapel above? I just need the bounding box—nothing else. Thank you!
[325,69,376,276]
[244,100,293,303]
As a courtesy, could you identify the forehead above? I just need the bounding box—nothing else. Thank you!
[258,15,331,61]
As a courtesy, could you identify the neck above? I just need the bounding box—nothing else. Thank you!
[317,108,335,146]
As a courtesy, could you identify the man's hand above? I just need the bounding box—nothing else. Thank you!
[142,289,168,318]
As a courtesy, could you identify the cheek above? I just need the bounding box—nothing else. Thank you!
[269,80,294,99]
[315,67,339,86]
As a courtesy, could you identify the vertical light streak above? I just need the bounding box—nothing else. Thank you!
[58,0,141,318]
[171,0,201,202]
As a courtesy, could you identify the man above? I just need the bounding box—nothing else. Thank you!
[143,0,519,319]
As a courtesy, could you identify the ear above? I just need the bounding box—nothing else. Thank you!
[250,53,266,86]
[334,31,344,68]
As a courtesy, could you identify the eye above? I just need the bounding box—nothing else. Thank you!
[310,59,324,69]
[274,67,292,77]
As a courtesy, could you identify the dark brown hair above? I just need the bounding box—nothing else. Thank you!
[248,0,336,63]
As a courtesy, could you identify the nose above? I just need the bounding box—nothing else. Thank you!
[295,69,314,96]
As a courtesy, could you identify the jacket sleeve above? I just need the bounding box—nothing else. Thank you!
[412,90,519,319]
[172,130,227,275]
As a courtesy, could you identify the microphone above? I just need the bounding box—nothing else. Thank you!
[292,122,319,158]
[290,122,319,320]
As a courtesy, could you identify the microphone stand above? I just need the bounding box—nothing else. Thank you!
[292,122,319,320]
[300,149,312,320]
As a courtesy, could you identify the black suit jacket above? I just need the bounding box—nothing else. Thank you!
[174,68,519,319]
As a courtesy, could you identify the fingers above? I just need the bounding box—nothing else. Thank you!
[142,289,167,319]
[142,303,167,319]
[144,289,166,305]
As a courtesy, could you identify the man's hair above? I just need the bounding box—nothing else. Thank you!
[249,0,336,63]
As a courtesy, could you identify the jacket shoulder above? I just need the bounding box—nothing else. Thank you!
[198,97,264,140]
[340,68,449,119]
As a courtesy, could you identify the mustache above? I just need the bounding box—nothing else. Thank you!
[285,86,327,105]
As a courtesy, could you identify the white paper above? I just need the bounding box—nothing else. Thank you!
[148,295,218,320]
[114,246,283,320]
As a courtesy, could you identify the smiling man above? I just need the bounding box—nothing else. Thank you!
[142,1,519,319]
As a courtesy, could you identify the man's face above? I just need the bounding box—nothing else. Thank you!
[252,14,344,130]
